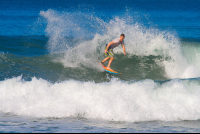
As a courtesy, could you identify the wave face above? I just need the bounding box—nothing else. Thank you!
[38,9,200,81]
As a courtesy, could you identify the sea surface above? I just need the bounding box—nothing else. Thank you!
[0,0,200,133]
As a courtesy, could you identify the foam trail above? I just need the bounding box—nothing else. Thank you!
[0,76,200,122]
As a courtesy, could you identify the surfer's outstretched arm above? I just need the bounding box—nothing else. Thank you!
[121,44,126,55]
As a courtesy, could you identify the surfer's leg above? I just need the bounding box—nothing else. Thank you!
[106,48,114,69]
[101,45,114,66]
[101,57,110,65]
[107,57,114,69]
[101,45,111,65]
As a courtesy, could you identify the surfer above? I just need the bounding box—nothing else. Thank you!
[100,34,126,69]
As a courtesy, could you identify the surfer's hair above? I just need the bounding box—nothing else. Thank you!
[120,34,125,38]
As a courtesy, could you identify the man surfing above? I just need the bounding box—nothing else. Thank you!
[100,34,126,70]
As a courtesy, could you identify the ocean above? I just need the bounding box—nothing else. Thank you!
[0,0,200,132]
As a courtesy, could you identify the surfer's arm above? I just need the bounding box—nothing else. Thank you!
[104,41,114,53]
[122,44,126,55]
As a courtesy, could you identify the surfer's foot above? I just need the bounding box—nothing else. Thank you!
[100,62,104,66]
[106,67,112,70]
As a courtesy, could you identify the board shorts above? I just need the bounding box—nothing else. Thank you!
[105,44,114,57]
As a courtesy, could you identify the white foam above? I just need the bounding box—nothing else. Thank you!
[39,9,200,78]
[1,76,200,122]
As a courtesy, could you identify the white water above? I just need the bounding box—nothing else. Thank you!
[0,76,200,122]
[3,9,199,122]
[40,9,200,79]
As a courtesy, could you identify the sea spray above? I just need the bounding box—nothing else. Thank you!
[39,9,200,79]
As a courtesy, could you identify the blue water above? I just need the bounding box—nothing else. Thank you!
[1,0,200,132]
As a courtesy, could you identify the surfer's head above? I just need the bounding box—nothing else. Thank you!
[120,34,125,41]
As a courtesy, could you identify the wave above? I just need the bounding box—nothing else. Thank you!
[39,9,200,80]
[0,76,200,122]
[0,52,166,82]
[2,9,200,82]
[1,9,200,122]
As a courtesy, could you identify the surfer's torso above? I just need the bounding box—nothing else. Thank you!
[110,38,124,49]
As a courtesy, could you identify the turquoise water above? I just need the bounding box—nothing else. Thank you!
[0,0,200,132]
